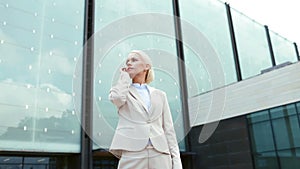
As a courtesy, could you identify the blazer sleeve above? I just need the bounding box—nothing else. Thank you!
[162,92,183,169]
[108,70,131,108]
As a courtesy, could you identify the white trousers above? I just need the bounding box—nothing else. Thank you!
[118,146,172,169]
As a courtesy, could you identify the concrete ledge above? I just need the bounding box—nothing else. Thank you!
[189,62,300,127]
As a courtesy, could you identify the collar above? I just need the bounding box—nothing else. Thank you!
[131,83,148,89]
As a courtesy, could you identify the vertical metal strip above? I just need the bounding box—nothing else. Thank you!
[264,25,276,66]
[245,116,257,169]
[295,103,300,137]
[268,110,282,168]
[293,42,300,61]
[80,0,94,169]
[225,3,242,81]
[172,0,191,152]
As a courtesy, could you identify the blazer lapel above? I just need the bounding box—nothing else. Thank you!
[148,86,164,120]
[147,86,156,115]
[129,86,149,114]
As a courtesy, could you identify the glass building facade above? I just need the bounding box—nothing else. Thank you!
[0,0,299,168]
[0,0,84,152]
[248,102,300,169]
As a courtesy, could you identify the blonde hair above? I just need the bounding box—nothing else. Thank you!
[129,50,155,84]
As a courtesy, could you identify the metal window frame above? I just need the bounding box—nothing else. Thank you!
[225,3,243,81]
[294,42,300,61]
[264,25,276,66]
[172,0,192,152]
[80,0,95,169]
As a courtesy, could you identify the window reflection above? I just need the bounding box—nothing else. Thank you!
[0,0,84,152]
[179,0,237,94]
[269,30,298,65]
[0,156,68,169]
[231,8,272,79]
[248,102,300,169]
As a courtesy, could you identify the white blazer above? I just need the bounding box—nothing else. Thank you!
[109,71,182,169]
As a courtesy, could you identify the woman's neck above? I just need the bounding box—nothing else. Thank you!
[132,74,146,84]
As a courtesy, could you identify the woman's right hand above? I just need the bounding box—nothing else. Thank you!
[120,66,134,79]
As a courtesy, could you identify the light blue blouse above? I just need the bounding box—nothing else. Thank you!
[131,83,151,111]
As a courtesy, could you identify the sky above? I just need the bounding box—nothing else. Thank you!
[223,0,300,45]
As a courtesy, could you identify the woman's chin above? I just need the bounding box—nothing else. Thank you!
[128,73,135,79]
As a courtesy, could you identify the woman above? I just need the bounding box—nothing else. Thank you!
[109,50,183,169]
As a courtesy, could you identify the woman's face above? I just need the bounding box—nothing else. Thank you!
[125,53,148,79]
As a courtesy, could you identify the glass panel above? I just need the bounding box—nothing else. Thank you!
[0,103,33,142]
[254,151,279,169]
[184,48,211,95]
[93,0,185,151]
[269,30,298,65]
[231,8,272,79]
[93,157,118,169]
[23,165,47,169]
[249,103,300,169]
[278,149,300,169]
[0,165,22,169]
[95,0,173,29]
[249,122,275,153]
[34,109,80,149]
[297,102,300,114]
[272,118,291,150]
[270,104,297,119]
[272,115,300,150]
[296,148,300,157]
[289,116,300,148]
[24,157,49,164]
[0,0,84,152]
[0,156,68,169]
[179,0,237,95]
[0,156,22,164]
[247,110,269,124]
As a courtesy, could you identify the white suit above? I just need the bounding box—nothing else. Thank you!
[109,71,182,169]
